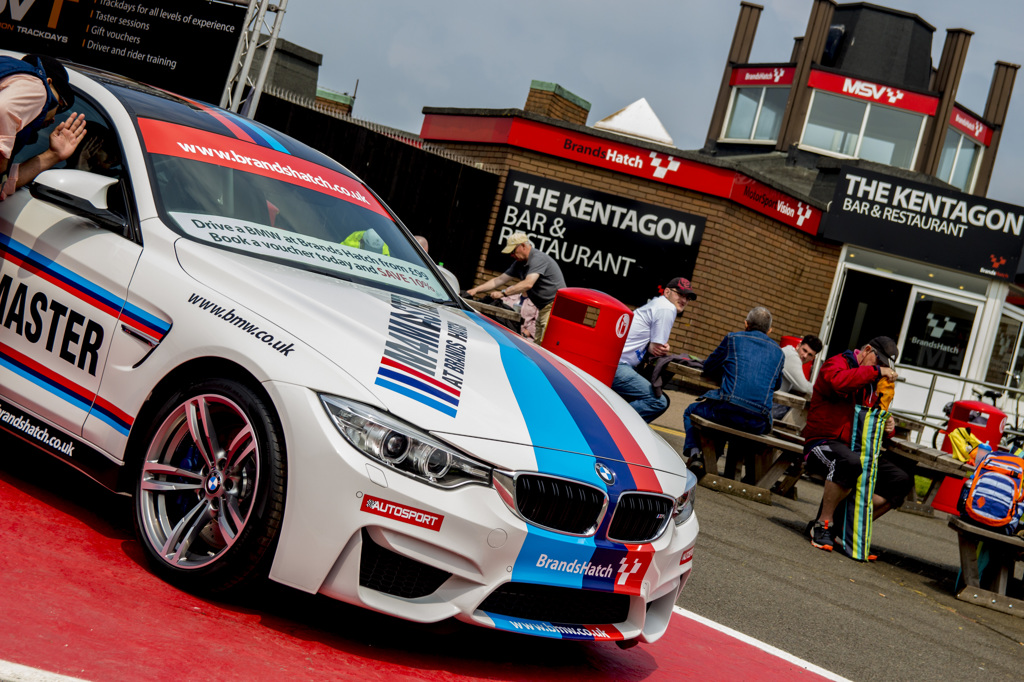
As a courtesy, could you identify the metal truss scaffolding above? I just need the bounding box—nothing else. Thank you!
[219,0,290,118]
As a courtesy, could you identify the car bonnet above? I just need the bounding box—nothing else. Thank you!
[176,240,686,481]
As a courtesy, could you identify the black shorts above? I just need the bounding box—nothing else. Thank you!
[804,439,913,506]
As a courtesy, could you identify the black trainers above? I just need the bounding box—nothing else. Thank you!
[686,453,706,481]
[808,520,833,551]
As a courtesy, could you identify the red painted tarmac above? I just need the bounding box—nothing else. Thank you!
[0,452,835,682]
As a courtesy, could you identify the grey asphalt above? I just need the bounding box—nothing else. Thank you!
[656,389,1024,682]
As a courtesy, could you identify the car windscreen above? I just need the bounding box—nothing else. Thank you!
[137,117,450,303]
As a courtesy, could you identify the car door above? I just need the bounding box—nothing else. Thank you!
[0,94,140,440]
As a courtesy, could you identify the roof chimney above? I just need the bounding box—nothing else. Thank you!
[524,81,591,125]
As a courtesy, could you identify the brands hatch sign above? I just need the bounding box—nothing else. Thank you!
[1,0,246,103]
[824,167,1024,279]
[485,171,705,306]
[419,115,822,236]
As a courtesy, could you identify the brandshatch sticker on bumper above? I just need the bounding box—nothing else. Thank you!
[360,495,444,531]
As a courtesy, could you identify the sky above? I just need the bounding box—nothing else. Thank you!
[275,0,1024,206]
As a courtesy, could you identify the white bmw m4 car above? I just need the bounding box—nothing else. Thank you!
[0,54,698,644]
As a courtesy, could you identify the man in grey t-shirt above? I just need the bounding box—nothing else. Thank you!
[467,232,567,342]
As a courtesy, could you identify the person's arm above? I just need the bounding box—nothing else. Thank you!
[0,76,48,182]
[505,272,538,298]
[820,360,883,397]
[647,306,675,357]
[14,113,86,189]
[467,272,512,298]
[781,348,813,396]
[701,337,728,380]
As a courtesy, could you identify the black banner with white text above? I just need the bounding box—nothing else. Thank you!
[1,0,246,103]
[485,171,705,306]
[823,167,1024,280]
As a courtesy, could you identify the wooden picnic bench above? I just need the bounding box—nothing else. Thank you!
[688,415,805,505]
[947,516,1024,618]
[884,437,975,516]
[464,298,523,324]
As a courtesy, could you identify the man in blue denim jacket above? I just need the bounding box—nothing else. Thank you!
[682,307,785,477]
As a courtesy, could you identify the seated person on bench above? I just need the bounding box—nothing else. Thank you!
[683,306,785,479]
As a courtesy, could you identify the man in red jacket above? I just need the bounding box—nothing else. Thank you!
[803,336,912,551]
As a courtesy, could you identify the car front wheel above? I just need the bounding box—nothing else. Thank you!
[133,378,286,592]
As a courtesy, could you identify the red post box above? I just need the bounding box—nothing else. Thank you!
[541,288,633,386]
[939,400,1007,453]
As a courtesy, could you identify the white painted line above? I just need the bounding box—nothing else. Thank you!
[0,660,89,682]
[672,606,850,682]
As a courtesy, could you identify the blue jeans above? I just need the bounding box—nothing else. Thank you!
[683,399,771,453]
[612,364,669,423]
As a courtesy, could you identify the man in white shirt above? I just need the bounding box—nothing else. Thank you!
[612,277,696,422]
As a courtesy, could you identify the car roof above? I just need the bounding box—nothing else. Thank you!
[66,61,360,182]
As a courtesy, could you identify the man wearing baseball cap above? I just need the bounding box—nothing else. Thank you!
[613,277,698,423]
[467,232,566,342]
[802,335,912,552]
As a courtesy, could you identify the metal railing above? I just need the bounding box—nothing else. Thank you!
[891,363,1024,446]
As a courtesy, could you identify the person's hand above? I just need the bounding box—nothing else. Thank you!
[879,367,898,380]
[49,113,87,162]
[885,415,895,433]
[488,290,505,300]
[466,287,480,297]
[648,342,671,357]
[75,135,103,170]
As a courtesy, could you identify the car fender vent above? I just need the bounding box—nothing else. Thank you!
[359,529,451,598]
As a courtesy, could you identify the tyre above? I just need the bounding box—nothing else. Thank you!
[133,378,286,593]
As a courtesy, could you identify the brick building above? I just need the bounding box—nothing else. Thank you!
[417,0,1024,421]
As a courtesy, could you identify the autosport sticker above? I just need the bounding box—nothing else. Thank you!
[480,613,624,641]
[374,294,465,417]
[360,495,444,531]
[138,117,391,217]
[172,212,447,300]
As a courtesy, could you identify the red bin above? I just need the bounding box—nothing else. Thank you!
[939,400,1006,453]
[541,288,633,386]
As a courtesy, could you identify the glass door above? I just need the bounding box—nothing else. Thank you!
[825,268,912,356]
[897,288,981,377]
[985,310,1024,388]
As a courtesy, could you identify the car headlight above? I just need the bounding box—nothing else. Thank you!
[674,471,697,525]
[320,394,491,489]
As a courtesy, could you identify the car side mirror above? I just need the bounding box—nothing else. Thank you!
[30,169,128,234]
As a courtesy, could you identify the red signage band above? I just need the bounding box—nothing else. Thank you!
[360,495,444,531]
[729,175,820,235]
[421,114,822,234]
[807,69,939,116]
[137,118,392,218]
[730,66,795,87]
[949,108,993,146]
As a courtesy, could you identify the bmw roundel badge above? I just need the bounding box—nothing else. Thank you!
[595,461,615,485]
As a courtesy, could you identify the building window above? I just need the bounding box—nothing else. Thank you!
[937,128,982,192]
[800,90,925,169]
[722,86,790,142]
